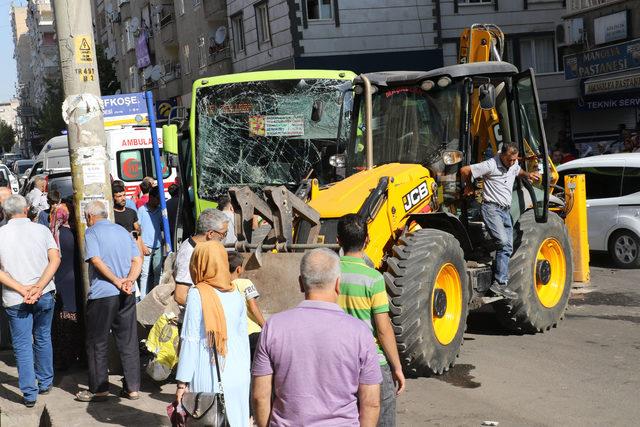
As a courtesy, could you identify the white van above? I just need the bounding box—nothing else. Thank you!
[557,153,640,268]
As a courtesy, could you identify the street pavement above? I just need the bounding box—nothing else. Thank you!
[0,254,638,426]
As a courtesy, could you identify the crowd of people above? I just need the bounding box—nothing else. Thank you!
[0,174,405,426]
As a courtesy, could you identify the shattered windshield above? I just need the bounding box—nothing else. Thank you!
[349,83,462,172]
[195,78,350,201]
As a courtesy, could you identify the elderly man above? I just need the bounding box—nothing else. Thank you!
[0,195,60,407]
[76,201,142,402]
[461,142,539,299]
[252,248,382,427]
[26,176,49,213]
[173,208,229,306]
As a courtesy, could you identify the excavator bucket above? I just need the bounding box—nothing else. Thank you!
[239,251,306,316]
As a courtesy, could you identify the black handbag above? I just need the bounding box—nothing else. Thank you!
[181,334,230,427]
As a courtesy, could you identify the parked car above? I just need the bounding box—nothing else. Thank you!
[2,152,22,169]
[12,159,35,186]
[21,168,72,199]
[0,164,20,193]
[557,153,640,268]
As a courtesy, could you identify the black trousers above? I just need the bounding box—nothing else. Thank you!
[85,293,140,393]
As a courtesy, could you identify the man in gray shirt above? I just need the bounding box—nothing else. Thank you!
[461,143,539,298]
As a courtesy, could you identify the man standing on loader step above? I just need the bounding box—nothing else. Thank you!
[337,214,406,427]
[461,142,539,299]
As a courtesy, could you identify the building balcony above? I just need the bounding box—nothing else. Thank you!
[160,19,177,47]
[203,0,227,20]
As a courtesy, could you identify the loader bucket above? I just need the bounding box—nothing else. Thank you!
[240,251,307,316]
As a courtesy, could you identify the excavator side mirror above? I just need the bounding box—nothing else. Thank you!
[479,83,496,110]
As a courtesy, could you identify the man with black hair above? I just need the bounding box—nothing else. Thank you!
[134,178,153,209]
[112,182,144,256]
[460,142,539,299]
[337,213,405,427]
[165,183,180,242]
[37,190,61,228]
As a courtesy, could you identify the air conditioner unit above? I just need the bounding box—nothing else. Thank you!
[564,18,584,46]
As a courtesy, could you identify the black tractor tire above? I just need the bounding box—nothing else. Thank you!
[385,229,470,376]
[608,230,640,269]
[494,211,573,333]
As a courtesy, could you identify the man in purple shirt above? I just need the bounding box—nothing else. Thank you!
[252,248,382,427]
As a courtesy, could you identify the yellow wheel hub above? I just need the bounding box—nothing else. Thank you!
[535,238,566,308]
[431,263,462,345]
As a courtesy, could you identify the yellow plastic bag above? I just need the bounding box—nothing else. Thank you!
[145,313,180,381]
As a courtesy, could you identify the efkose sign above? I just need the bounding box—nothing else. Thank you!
[102,93,148,127]
[584,73,640,95]
[563,38,640,80]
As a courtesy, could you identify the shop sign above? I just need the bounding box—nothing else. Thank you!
[594,11,628,45]
[584,73,640,95]
[577,92,640,111]
[563,38,640,80]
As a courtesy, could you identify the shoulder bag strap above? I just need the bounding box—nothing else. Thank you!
[211,332,224,395]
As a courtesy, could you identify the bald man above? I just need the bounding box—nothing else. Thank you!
[0,187,13,227]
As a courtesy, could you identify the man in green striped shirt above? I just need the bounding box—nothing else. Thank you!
[337,214,406,427]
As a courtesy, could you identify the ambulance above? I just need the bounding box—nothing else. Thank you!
[106,126,177,196]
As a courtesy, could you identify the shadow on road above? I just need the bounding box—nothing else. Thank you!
[589,252,618,269]
[465,307,516,336]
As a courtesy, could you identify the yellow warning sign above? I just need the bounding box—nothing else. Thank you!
[75,35,93,64]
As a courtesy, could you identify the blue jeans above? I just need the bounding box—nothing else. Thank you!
[481,203,513,285]
[139,247,162,298]
[4,291,55,401]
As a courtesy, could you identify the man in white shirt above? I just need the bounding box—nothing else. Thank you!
[0,195,60,407]
[26,176,49,213]
[461,143,539,299]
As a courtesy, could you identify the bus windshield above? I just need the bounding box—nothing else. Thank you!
[194,78,350,201]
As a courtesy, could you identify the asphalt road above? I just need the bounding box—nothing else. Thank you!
[396,253,640,427]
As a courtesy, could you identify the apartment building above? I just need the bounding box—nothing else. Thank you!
[11,2,57,156]
[93,0,232,109]
[27,0,59,107]
[11,5,34,155]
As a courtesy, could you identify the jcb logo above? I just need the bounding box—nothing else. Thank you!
[403,182,429,212]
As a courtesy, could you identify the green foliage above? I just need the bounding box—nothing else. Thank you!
[33,77,66,142]
[0,120,16,153]
[96,44,120,95]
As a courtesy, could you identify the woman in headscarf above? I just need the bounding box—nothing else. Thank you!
[174,240,250,426]
[50,199,83,370]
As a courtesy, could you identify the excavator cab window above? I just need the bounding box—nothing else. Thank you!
[348,82,462,174]
[514,69,549,222]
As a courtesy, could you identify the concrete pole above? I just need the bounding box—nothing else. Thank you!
[52,0,113,299]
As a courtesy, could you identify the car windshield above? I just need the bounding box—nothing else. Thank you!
[194,78,350,201]
[349,82,462,173]
[48,176,73,199]
[17,162,34,174]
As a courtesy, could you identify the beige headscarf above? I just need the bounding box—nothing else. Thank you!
[189,240,233,357]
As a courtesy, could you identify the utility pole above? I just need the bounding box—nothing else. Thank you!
[53,0,113,299]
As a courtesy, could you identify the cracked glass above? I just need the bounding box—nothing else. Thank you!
[194,78,350,201]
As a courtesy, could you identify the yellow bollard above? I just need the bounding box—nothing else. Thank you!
[564,174,590,283]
